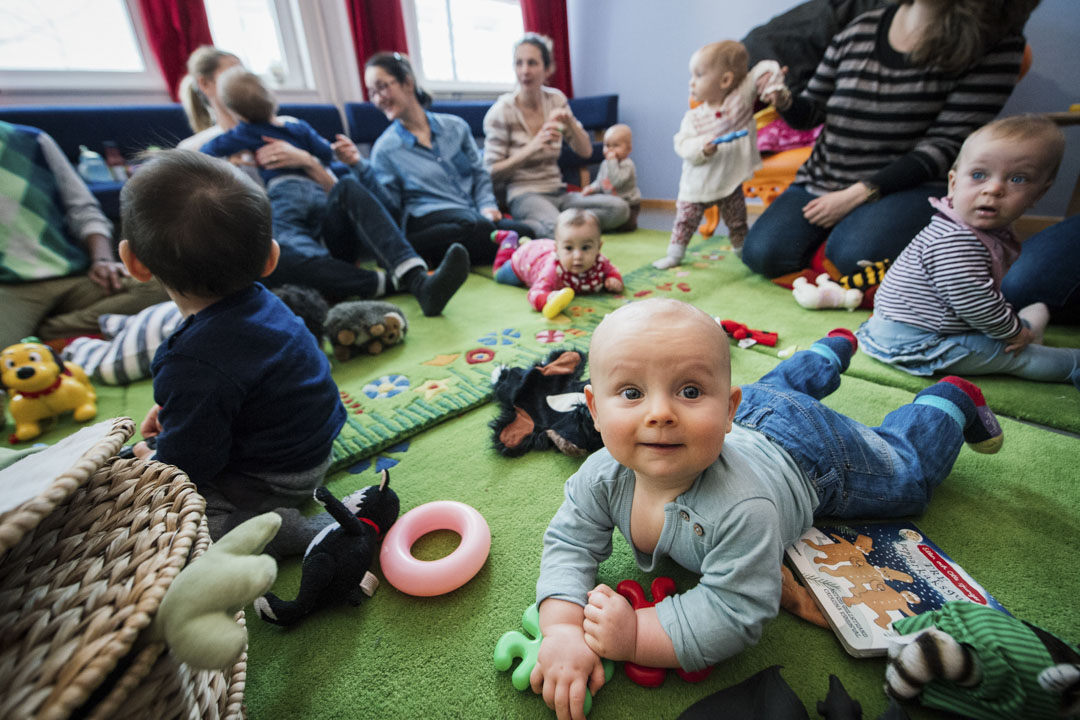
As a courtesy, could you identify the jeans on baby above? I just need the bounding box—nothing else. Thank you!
[735,347,966,518]
[857,315,1080,390]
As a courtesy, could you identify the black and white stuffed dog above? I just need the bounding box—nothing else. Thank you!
[253,470,400,627]
[489,348,603,458]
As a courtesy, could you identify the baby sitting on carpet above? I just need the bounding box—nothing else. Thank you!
[857,114,1080,391]
[120,150,346,558]
[581,124,642,231]
[492,208,623,318]
[531,298,1003,719]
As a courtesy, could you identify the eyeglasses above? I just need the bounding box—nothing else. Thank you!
[368,78,399,98]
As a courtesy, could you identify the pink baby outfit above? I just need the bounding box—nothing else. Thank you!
[508,239,622,311]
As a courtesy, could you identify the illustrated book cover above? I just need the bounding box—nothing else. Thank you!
[784,521,1008,657]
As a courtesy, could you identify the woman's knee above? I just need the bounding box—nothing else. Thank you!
[742,225,804,278]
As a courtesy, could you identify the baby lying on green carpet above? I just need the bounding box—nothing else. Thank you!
[532,298,1002,720]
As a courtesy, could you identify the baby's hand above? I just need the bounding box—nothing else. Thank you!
[140,404,163,438]
[581,185,598,196]
[583,584,637,661]
[530,624,606,720]
[1005,326,1035,353]
[604,277,623,293]
[702,140,718,157]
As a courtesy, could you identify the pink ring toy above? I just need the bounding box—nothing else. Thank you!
[379,500,491,597]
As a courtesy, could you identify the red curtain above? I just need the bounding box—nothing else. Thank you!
[344,0,409,100]
[136,0,214,102]
[520,0,573,98]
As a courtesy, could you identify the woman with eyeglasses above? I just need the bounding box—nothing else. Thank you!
[482,33,630,239]
[365,52,535,267]
[176,46,469,316]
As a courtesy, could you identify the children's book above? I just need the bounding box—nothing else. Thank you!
[784,521,1008,658]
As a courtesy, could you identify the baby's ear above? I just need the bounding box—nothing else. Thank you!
[726,385,742,431]
[118,240,153,282]
[584,384,599,424]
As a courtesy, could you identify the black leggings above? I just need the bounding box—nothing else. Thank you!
[405,207,534,267]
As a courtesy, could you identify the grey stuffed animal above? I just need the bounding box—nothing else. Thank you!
[324,300,407,361]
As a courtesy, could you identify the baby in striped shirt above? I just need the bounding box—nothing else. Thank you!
[858,115,1079,391]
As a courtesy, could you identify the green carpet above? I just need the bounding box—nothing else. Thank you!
[245,356,1080,719]
[7,227,1079,719]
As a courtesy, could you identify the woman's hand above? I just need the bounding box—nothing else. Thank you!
[331,133,361,165]
[256,137,316,171]
[88,259,128,294]
[802,183,868,228]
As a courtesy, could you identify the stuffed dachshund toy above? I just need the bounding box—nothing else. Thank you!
[792,273,863,311]
[324,300,408,361]
[148,512,280,670]
[2,338,97,443]
[490,348,603,458]
[884,601,1080,719]
[253,469,400,627]
[272,284,330,342]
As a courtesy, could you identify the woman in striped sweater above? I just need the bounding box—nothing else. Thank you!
[857,115,1080,390]
[742,0,1038,281]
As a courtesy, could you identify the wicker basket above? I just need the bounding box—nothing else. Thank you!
[0,430,245,720]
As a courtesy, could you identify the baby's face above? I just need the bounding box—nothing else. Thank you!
[586,301,739,490]
[688,50,733,106]
[948,133,1053,232]
[603,130,631,162]
[555,223,602,274]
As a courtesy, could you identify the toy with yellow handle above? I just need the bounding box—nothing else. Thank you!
[1,338,97,443]
[542,288,575,320]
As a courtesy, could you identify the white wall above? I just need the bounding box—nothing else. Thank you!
[567,0,1080,217]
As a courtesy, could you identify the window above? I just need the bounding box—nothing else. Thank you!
[401,0,523,93]
[204,0,314,90]
[0,0,161,90]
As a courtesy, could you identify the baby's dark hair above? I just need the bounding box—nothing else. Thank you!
[218,66,277,124]
[556,208,601,237]
[365,52,432,109]
[515,32,554,69]
[121,149,272,298]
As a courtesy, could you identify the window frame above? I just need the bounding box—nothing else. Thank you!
[399,0,520,97]
[0,0,166,95]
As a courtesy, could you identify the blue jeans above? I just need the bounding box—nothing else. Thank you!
[735,346,966,518]
[742,182,944,277]
[1002,214,1080,323]
[858,315,1080,389]
[266,176,424,300]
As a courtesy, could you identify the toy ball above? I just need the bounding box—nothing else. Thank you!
[2,338,97,443]
[379,500,490,597]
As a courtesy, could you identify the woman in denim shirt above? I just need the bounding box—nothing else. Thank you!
[365,53,534,267]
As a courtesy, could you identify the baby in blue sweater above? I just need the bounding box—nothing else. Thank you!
[119,149,346,558]
[532,298,1003,719]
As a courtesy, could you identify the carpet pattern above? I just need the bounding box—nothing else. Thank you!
[6,228,1079,720]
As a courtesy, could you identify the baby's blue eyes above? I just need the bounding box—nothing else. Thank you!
[969,171,1029,184]
[616,386,702,400]
[1009,175,1029,184]
[680,386,702,399]
[619,388,642,400]
[970,171,986,180]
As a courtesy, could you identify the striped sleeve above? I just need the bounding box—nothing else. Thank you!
[874,217,1021,339]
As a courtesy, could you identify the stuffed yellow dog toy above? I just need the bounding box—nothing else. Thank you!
[1,338,97,443]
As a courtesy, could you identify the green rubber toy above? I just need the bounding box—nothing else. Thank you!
[494,603,615,715]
